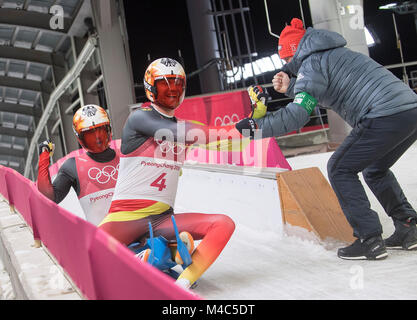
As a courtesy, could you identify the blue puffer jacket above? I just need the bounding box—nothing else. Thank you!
[255,27,417,137]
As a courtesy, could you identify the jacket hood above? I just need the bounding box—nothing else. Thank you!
[285,27,347,74]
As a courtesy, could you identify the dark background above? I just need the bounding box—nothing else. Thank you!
[123,0,417,101]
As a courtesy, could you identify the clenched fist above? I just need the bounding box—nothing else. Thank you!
[272,71,290,94]
[38,140,55,156]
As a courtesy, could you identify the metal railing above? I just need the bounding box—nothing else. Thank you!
[23,34,98,178]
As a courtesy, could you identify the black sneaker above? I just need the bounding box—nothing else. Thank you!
[384,218,417,250]
[337,236,388,260]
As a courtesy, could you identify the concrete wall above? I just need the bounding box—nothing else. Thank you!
[0,197,82,300]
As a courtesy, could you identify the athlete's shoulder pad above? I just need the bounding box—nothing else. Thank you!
[59,157,77,175]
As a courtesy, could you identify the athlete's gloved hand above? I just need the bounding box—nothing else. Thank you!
[247,85,269,119]
[38,140,55,156]
[235,118,258,139]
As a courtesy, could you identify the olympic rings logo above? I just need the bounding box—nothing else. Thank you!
[155,140,185,155]
[214,114,240,126]
[88,165,119,184]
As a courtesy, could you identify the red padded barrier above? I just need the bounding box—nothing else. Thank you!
[0,165,198,300]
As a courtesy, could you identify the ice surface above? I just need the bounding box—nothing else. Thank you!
[174,142,417,299]
[0,254,15,300]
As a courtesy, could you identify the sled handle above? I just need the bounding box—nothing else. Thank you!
[148,221,155,264]
[171,215,192,268]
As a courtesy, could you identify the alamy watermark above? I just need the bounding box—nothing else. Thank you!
[338,2,365,30]
[348,5,364,30]
[49,5,64,30]
[349,265,364,290]
[152,123,264,175]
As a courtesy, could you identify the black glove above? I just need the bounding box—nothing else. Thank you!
[38,140,55,156]
[235,118,258,139]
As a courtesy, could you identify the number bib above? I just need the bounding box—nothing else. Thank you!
[111,138,184,208]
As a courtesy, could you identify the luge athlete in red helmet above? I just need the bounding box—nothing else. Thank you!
[37,105,120,226]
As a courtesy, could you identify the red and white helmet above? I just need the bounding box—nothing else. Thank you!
[144,58,186,110]
[72,105,112,153]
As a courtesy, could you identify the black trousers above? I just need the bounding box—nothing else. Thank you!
[327,107,417,240]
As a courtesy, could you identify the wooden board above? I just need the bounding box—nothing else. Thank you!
[277,167,355,243]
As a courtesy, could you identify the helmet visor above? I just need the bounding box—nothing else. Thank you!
[78,125,111,153]
[155,76,185,109]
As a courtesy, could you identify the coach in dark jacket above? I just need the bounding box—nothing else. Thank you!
[236,18,417,260]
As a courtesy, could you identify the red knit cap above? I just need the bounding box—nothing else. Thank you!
[278,18,306,59]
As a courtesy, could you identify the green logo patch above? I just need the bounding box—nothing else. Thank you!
[294,92,317,115]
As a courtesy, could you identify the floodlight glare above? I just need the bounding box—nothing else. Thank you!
[242,63,254,79]
[270,54,283,69]
[364,27,375,46]
[379,3,397,10]
[226,53,287,83]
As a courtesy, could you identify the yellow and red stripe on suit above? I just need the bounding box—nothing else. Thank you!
[100,199,171,226]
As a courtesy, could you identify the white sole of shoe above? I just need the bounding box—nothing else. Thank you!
[338,255,367,260]
[386,246,403,250]
[338,252,388,260]
[375,252,389,259]
[386,243,417,250]
[406,243,417,250]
